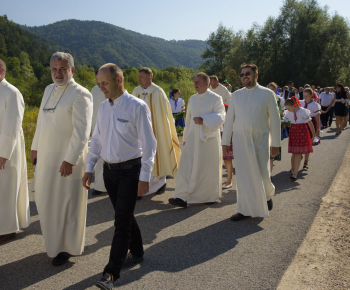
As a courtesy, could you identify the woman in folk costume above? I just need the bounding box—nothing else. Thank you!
[283,96,316,181]
[169,88,185,128]
[267,82,285,176]
[300,88,321,171]
[221,103,234,189]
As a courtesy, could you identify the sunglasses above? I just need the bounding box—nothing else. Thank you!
[240,72,251,77]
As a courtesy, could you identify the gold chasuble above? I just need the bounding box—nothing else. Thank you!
[132,83,180,177]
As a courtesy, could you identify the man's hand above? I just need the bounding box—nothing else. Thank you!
[270,147,280,157]
[183,142,186,146]
[0,157,7,170]
[30,150,37,165]
[59,161,74,177]
[137,181,150,197]
[222,145,230,157]
[193,117,203,125]
[82,172,93,190]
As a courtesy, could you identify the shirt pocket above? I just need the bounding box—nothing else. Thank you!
[116,118,130,134]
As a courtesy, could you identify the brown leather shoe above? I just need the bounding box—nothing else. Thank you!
[0,232,16,244]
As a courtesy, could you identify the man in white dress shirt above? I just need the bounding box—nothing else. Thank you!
[0,59,30,244]
[222,63,281,221]
[31,52,93,265]
[82,63,156,289]
[319,87,334,128]
[209,75,231,104]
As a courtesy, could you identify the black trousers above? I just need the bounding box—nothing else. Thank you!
[103,159,144,279]
[321,106,333,127]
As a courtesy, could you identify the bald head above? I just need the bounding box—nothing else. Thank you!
[0,58,6,81]
[98,63,124,81]
[96,63,125,101]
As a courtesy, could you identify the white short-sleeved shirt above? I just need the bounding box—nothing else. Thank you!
[318,92,334,107]
[300,100,321,117]
[283,107,312,124]
[169,98,185,114]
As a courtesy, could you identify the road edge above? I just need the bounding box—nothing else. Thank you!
[277,143,350,289]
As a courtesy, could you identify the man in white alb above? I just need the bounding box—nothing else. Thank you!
[0,58,30,244]
[31,52,93,265]
[169,72,225,208]
[82,63,156,289]
[210,75,231,104]
[132,67,180,196]
[90,84,107,195]
[222,63,281,221]
[319,87,334,128]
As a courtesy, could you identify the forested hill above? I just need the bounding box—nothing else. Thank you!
[27,19,206,69]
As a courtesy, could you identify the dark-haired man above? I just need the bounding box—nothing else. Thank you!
[132,67,181,196]
[222,63,281,221]
[83,63,156,289]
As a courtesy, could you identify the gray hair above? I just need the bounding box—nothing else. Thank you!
[0,58,6,73]
[50,52,74,68]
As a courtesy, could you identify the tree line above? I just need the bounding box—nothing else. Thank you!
[200,0,350,89]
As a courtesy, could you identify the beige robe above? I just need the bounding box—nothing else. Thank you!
[174,90,225,203]
[210,83,231,104]
[91,86,106,192]
[132,83,180,177]
[222,84,281,217]
[0,79,30,235]
[31,78,92,257]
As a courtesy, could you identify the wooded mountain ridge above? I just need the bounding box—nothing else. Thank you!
[26,19,206,69]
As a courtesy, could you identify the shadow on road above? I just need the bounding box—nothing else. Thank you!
[0,252,74,290]
[65,218,264,289]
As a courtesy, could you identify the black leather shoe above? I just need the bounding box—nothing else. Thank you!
[95,273,117,290]
[137,196,142,200]
[169,198,187,208]
[230,213,250,221]
[155,183,166,195]
[122,252,144,269]
[290,176,298,181]
[267,199,273,211]
[92,189,105,195]
[52,252,71,266]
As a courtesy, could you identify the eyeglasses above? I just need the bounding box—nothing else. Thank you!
[240,72,251,78]
[43,108,56,113]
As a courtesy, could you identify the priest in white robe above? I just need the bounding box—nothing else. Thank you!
[222,63,281,221]
[169,72,225,208]
[90,85,107,195]
[0,59,30,244]
[132,67,181,196]
[31,52,93,265]
[210,75,231,104]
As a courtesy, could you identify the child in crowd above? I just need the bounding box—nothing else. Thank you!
[300,88,321,170]
[283,96,316,181]
[169,88,186,127]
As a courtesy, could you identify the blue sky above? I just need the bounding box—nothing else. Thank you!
[1,0,349,41]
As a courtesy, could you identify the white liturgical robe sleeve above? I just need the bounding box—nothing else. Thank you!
[0,86,24,159]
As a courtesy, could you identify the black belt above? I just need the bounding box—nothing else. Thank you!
[104,157,141,170]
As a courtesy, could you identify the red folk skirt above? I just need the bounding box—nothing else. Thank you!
[288,123,313,154]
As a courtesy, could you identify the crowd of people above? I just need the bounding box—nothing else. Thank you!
[1,52,349,289]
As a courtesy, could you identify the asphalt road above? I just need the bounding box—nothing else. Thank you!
[1,122,350,290]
